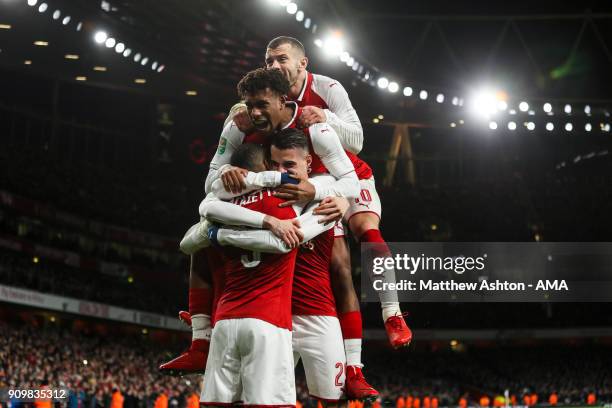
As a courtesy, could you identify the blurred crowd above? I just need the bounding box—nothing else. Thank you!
[1,321,611,408]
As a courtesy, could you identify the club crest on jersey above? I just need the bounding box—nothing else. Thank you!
[217,137,227,154]
[300,240,315,251]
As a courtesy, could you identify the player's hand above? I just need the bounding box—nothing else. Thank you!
[232,107,255,133]
[299,106,326,128]
[275,172,316,207]
[263,216,303,248]
[313,197,350,224]
[221,166,248,194]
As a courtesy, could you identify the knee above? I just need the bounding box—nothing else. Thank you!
[348,214,380,240]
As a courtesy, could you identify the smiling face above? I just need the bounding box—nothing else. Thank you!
[243,88,287,133]
[270,145,311,179]
[265,43,308,88]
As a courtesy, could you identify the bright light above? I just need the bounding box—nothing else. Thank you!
[528,110,535,115]
[279,0,290,5]
[372,118,380,124]
[403,87,413,96]
[585,105,591,115]
[93,66,107,72]
[34,41,48,46]
[450,122,456,128]
[75,76,87,81]
[141,57,149,65]
[33,256,39,263]
[24,60,32,65]
[508,121,516,130]
[123,48,132,57]
[52,10,61,20]
[64,54,79,60]
[105,38,116,48]
[304,18,311,29]
[286,3,297,14]
[94,31,108,44]
[519,101,529,112]
[497,100,508,111]
[157,65,165,73]
[346,57,354,67]
[135,78,146,84]
[152,61,158,70]
[564,104,572,114]
[489,121,498,130]
[436,93,445,103]
[377,77,389,89]
[134,53,141,62]
[76,22,82,31]
[388,82,399,93]
[27,0,38,6]
[543,103,552,113]
[419,90,428,100]
[469,89,497,119]
[527,122,535,131]
[509,109,517,115]
[313,38,323,48]
[186,90,197,96]
[83,360,88,365]
[340,51,349,62]
[38,3,48,13]
[546,122,554,131]
[585,123,592,132]
[604,124,611,132]
[115,43,125,53]
[452,97,459,106]
[378,114,384,120]
[322,35,344,57]
[351,61,359,71]
[565,123,573,131]
[296,10,304,21]
[62,16,71,25]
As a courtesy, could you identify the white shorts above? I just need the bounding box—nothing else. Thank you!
[292,315,346,401]
[344,177,382,222]
[201,318,295,407]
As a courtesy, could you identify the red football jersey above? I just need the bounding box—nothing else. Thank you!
[213,189,298,330]
[292,228,337,316]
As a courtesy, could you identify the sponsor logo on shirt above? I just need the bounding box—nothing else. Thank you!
[217,137,227,154]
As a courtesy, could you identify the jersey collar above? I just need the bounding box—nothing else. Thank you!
[281,101,300,129]
[296,71,312,102]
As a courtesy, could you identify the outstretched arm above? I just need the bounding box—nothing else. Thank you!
[204,121,246,193]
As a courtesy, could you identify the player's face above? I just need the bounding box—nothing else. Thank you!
[265,44,307,87]
[244,88,286,133]
[270,146,311,179]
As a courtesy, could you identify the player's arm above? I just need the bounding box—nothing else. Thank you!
[308,123,360,200]
[214,198,347,253]
[210,171,298,200]
[321,80,363,154]
[204,121,246,194]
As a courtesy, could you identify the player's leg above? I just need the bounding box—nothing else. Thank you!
[346,177,412,348]
[200,319,242,406]
[240,318,295,406]
[329,233,378,400]
[159,250,213,375]
[292,315,347,407]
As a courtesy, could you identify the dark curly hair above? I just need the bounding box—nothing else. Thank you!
[237,68,290,99]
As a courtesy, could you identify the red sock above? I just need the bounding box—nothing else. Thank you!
[359,228,391,257]
[189,288,212,316]
[339,311,363,339]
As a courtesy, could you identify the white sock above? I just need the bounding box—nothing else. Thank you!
[192,314,212,341]
[381,302,401,322]
[344,339,363,367]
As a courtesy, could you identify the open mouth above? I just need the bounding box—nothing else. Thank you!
[252,118,269,129]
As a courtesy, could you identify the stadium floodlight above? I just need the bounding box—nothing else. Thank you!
[519,101,529,112]
[304,18,311,29]
[546,122,554,131]
[322,35,343,57]
[133,53,141,62]
[152,61,158,70]
[604,124,611,132]
[313,38,323,48]
[403,86,413,96]
[340,51,349,62]
[296,10,304,22]
[76,22,82,31]
[52,10,61,20]
[157,64,165,73]
[436,93,445,103]
[105,38,116,48]
[123,48,132,57]
[115,43,125,53]
[469,89,496,118]
[388,82,399,93]
[286,3,298,14]
[585,105,591,115]
[419,90,428,100]
[497,100,508,111]
[62,16,71,25]
[565,123,573,131]
[94,31,108,44]
[452,96,459,106]
[141,57,149,66]
[527,122,536,131]
[508,121,517,130]
[585,123,592,132]
[450,122,457,128]
[564,104,572,114]
[352,62,359,71]
[346,57,354,67]
[27,0,38,6]
[509,109,517,115]
[38,3,48,12]
[528,110,535,115]
[543,102,552,113]
[489,121,498,130]
[377,77,389,89]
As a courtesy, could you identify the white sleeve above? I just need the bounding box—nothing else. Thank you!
[308,123,360,200]
[210,171,282,200]
[204,121,246,194]
[216,204,334,254]
[199,198,265,228]
[317,78,363,154]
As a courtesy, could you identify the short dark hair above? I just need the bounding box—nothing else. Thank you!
[267,36,306,56]
[237,68,290,99]
[271,128,309,152]
[230,143,266,171]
